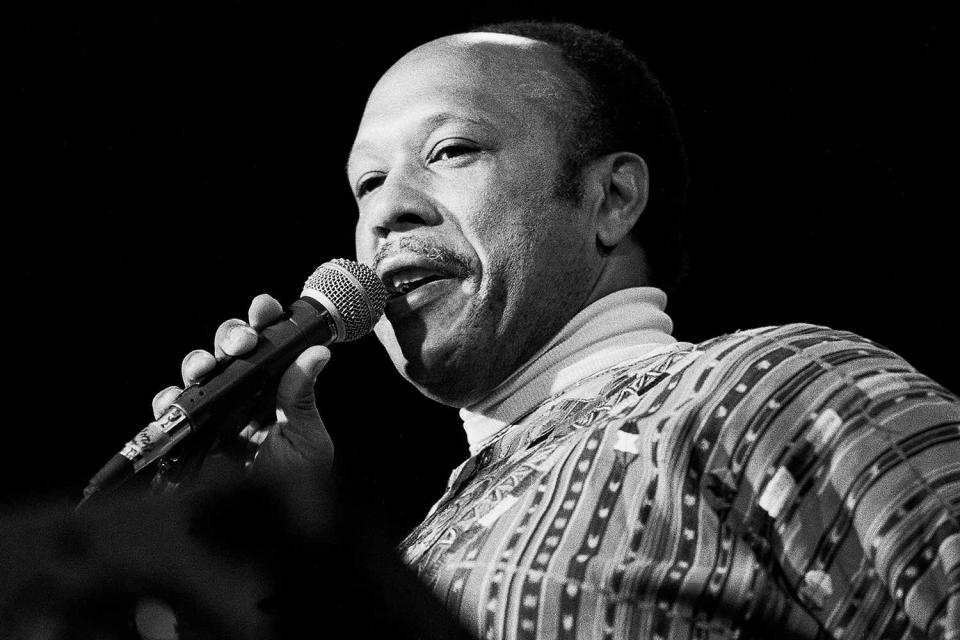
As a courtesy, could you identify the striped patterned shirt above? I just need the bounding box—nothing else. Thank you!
[398,324,960,639]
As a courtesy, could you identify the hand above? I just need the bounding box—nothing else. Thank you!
[151,293,334,484]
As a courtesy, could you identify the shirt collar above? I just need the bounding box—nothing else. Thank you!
[459,287,676,454]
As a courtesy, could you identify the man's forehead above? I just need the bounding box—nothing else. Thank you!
[347,32,578,166]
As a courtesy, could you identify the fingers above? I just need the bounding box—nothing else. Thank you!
[248,294,284,330]
[181,349,217,386]
[183,294,278,384]
[152,385,182,419]
[213,318,258,360]
[158,294,334,478]
[172,295,289,418]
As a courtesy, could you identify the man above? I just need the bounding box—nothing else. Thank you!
[162,21,958,639]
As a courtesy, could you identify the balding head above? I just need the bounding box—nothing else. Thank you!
[352,32,588,185]
[378,33,582,104]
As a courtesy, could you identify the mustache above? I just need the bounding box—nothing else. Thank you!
[371,236,472,277]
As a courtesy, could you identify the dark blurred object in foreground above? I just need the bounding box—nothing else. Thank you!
[0,472,475,639]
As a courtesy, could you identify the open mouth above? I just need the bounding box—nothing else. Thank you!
[383,266,451,299]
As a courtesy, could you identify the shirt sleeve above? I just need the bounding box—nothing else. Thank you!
[699,325,959,639]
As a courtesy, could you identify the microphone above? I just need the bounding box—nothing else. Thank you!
[81,259,387,503]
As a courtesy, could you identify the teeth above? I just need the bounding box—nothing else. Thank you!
[387,267,446,295]
[392,275,419,288]
[390,267,437,289]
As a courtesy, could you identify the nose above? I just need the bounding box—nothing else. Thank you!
[357,171,442,242]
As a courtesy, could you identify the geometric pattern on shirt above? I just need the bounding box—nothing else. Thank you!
[398,324,960,640]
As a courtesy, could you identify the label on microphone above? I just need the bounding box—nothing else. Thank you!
[120,422,171,461]
[119,406,188,463]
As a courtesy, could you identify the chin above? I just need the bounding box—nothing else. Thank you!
[374,314,479,406]
[394,349,484,408]
[414,374,491,408]
[385,342,488,408]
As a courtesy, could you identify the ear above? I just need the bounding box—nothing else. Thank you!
[589,152,649,248]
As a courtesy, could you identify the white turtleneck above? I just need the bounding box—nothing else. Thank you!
[459,287,678,454]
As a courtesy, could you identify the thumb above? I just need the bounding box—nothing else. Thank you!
[276,345,331,411]
[260,345,333,473]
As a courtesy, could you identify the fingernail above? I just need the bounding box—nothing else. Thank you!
[225,326,248,350]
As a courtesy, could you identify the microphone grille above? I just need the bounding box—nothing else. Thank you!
[303,259,387,342]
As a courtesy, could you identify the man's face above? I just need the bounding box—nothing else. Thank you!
[348,34,603,406]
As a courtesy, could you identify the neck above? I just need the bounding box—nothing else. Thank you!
[459,286,676,453]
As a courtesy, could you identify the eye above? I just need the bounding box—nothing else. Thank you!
[355,173,385,198]
[428,139,479,163]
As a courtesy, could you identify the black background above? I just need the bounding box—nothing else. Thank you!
[8,4,953,544]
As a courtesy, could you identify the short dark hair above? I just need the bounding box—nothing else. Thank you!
[470,21,689,296]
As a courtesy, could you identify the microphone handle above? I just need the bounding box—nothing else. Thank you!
[173,297,336,430]
[83,297,338,501]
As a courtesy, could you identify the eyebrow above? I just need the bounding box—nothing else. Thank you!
[345,111,495,178]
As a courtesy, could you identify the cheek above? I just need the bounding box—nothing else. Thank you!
[457,169,554,257]
[354,222,375,264]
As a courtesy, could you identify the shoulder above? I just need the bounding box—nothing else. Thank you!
[605,323,905,387]
[663,322,957,478]
[693,322,898,363]
[604,322,957,473]
[678,322,919,392]
[584,323,911,423]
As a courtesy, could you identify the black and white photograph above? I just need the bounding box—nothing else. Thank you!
[5,4,956,638]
